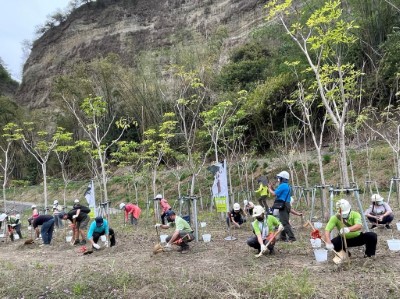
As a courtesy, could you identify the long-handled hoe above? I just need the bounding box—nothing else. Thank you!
[255,226,284,258]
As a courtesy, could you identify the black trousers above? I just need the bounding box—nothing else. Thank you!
[331,232,377,257]
[279,202,295,241]
[247,235,274,253]
[93,228,116,246]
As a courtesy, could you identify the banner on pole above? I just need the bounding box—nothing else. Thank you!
[84,180,96,218]
[211,160,229,212]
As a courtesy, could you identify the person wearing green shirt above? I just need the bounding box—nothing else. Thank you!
[247,205,283,255]
[325,199,377,258]
[155,210,194,254]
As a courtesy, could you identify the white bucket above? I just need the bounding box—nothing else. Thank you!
[313,249,328,262]
[200,222,207,228]
[387,239,400,251]
[28,226,32,231]
[313,222,322,229]
[100,235,107,242]
[66,236,72,242]
[160,234,168,243]
[202,234,211,242]
[310,238,322,248]
[396,222,400,231]
[13,234,20,240]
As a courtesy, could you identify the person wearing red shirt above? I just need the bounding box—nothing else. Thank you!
[119,203,141,225]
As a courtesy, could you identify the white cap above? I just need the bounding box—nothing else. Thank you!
[371,194,384,203]
[277,171,290,180]
[243,200,248,206]
[0,213,7,221]
[15,214,20,220]
[336,199,351,216]
[155,194,163,200]
[31,204,36,209]
[252,205,265,217]
[53,200,58,204]
[74,199,79,203]
[233,203,240,211]
[119,203,126,210]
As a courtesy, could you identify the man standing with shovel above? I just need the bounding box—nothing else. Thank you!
[324,199,377,261]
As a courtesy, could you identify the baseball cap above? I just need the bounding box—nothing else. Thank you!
[95,217,104,227]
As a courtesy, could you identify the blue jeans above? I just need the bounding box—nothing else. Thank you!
[41,218,55,244]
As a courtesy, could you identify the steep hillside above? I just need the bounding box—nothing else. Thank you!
[0,61,19,98]
[16,0,267,108]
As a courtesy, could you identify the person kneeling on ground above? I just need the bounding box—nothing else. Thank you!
[244,200,255,217]
[6,214,23,241]
[33,214,55,246]
[247,205,283,255]
[155,210,194,254]
[364,194,394,229]
[87,216,116,250]
[226,203,246,228]
[325,199,377,258]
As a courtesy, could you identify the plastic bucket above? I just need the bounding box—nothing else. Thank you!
[160,234,168,243]
[13,234,20,240]
[313,249,328,262]
[313,222,322,229]
[387,239,400,251]
[310,238,322,248]
[66,236,72,242]
[100,235,107,242]
[202,234,211,242]
[200,222,207,228]
[396,222,400,231]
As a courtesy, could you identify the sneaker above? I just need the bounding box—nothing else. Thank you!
[80,239,87,245]
[73,239,80,245]
[269,248,275,255]
[385,224,392,229]
[370,225,377,229]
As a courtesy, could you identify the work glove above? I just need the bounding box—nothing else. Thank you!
[326,243,334,251]
[260,244,267,253]
[155,223,161,228]
[339,227,350,235]
[278,224,284,231]
[164,243,172,251]
[72,215,78,219]
[93,243,100,250]
[104,241,109,248]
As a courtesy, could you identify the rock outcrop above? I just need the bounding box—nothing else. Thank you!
[16,0,267,108]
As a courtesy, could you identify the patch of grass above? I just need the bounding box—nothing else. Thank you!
[72,282,88,296]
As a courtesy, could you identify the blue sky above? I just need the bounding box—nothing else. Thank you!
[0,1,69,81]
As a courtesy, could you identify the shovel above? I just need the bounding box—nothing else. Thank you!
[304,220,345,263]
[255,226,284,258]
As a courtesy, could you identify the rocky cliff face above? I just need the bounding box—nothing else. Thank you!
[16,0,267,108]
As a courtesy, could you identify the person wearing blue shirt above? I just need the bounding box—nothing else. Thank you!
[268,170,296,242]
[87,216,116,249]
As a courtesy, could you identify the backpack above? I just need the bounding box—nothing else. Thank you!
[74,205,91,214]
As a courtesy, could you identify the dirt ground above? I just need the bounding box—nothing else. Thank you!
[1,214,400,299]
